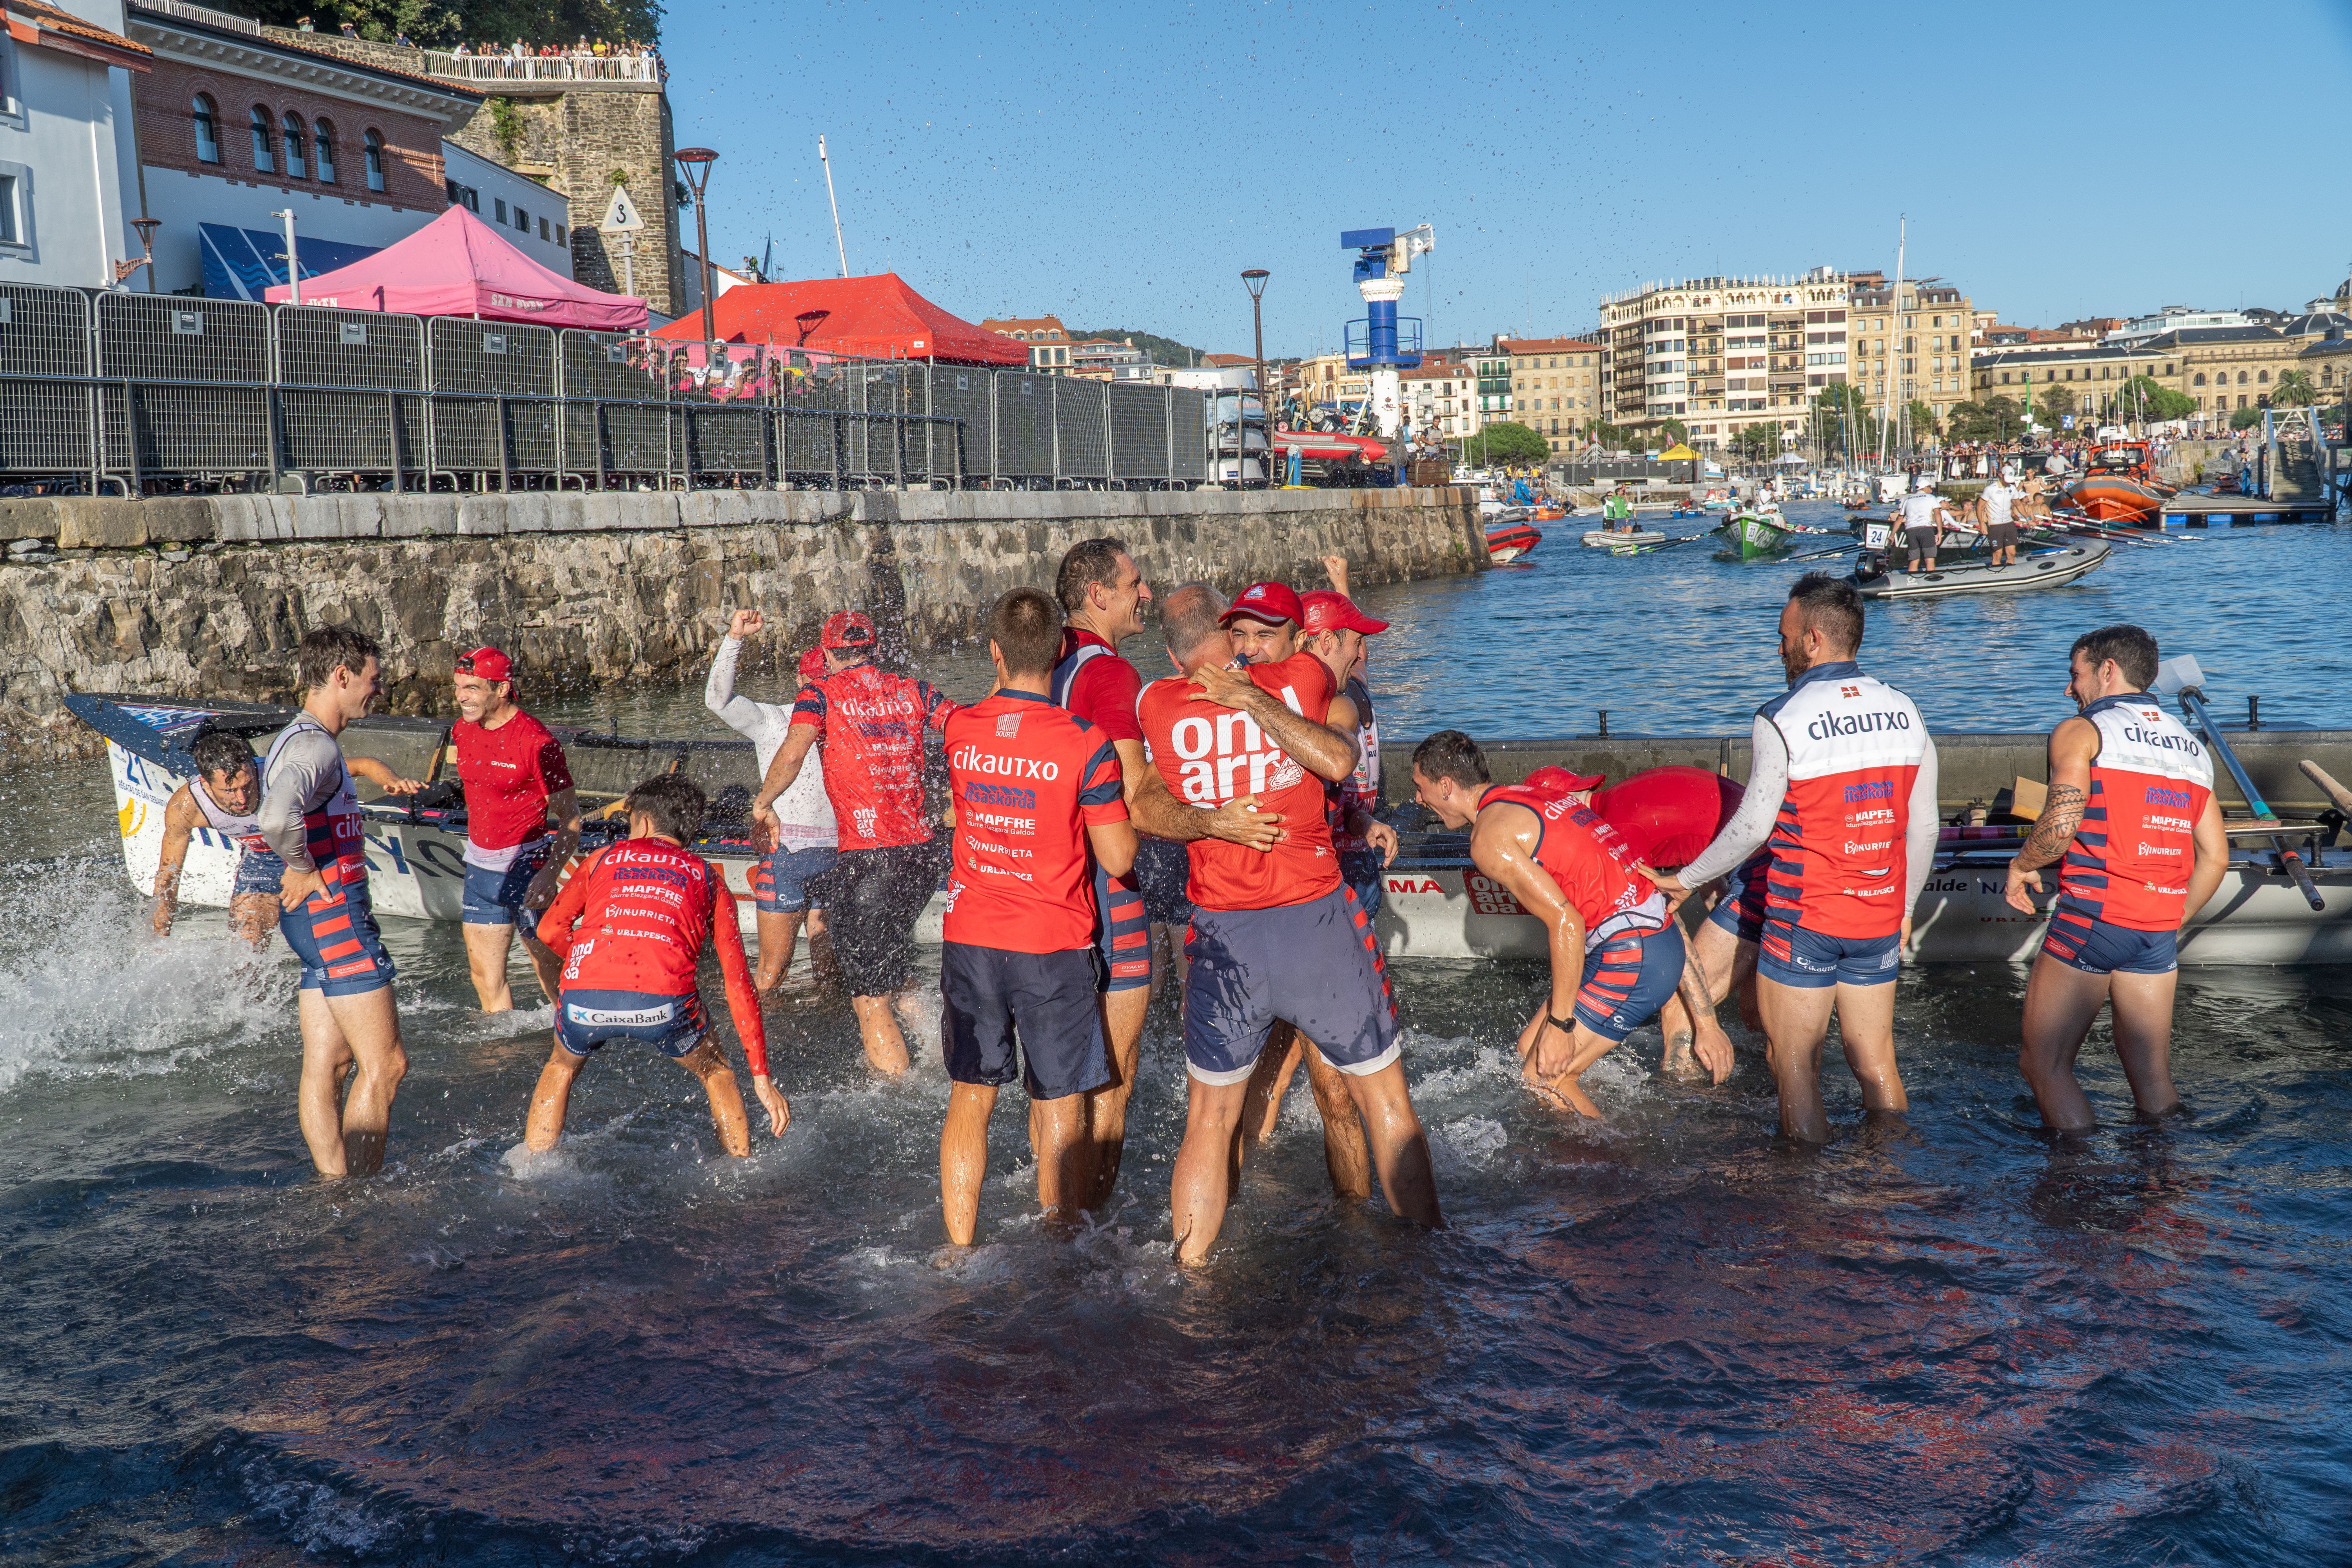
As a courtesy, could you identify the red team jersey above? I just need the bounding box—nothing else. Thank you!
[1481,784,1668,950]
[942,691,1129,952]
[1137,651,1341,913]
[1592,765,1745,870]
[535,837,768,1074]
[1757,661,1928,940]
[791,664,957,851]
[2060,694,2215,930]
[1049,630,1145,744]
[453,710,574,850]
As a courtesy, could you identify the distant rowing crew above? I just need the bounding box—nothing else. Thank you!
[162,553,2221,1261]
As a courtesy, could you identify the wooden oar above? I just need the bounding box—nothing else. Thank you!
[2157,656,2325,910]
[2299,759,2352,816]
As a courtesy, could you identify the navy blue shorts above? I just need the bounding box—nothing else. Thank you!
[1094,862,1152,994]
[940,942,1111,1100]
[1706,851,1770,944]
[1757,920,1901,989]
[1339,849,1387,919]
[1573,924,1686,1042]
[753,844,838,915]
[556,987,709,1058]
[1181,886,1398,1086]
[2041,907,2178,976]
[1134,836,1192,925]
[279,870,396,997]
[461,839,552,926]
[231,847,287,898]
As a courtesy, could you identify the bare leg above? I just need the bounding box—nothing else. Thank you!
[941,1081,997,1244]
[1673,912,1743,1078]
[299,986,406,1176]
[805,911,840,994]
[525,1038,586,1151]
[2018,952,2110,1131]
[1519,1017,1624,1120]
[2107,969,2183,1118]
[754,909,808,993]
[678,1037,751,1156]
[1333,1058,1442,1228]
[1030,1089,1091,1223]
[1170,1077,1251,1265]
[463,922,519,1013]
[1240,1023,1303,1155]
[229,892,280,951]
[520,928,563,1009]
[1083,985,1152,1209]
[1758,977,1838,1143]
[851,993,911,1076]
[1832,979,1906,1117]
[1298,1044,1373,1202]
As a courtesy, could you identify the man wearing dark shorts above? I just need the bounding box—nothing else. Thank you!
[1414,733,1691,1119]
[1142,582,1441,1262]
[751,611,957,1075]
[2003,626,2229,1130]
[449,646,581,1013]
[528,774,787,1157]
[258,626,410,1177]
[939,588,1138,1243]
[1981,474,2021,568]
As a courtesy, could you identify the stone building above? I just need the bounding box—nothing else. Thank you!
[1596,268,1857,450]
[1968,343,2166,427]
[1846,278,1975,432]
[1498,337,1601,452]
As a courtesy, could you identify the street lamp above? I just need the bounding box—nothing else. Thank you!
[674,146,719,346]
[118,217,161,292]
[793,308,830,348]
[1242,269,1269,430]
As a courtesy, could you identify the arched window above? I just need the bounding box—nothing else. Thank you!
[250,105,274,171]
[2192,372,2206,386]
[363,128,385,192]
[2237,370,2249,384]
[283,113,306,178]
[2257,368,2270,383]
[314,119,336,183]
[192,95,220,163]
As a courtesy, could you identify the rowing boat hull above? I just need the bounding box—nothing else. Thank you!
[1855,543,2110,599]
[1583,529,1665,547]
[1721,513,1791,557]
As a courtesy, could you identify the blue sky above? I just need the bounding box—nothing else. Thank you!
[665,0,2352,357]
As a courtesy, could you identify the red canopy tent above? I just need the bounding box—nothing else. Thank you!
[654,273,1026,365]
[263,207,647,330]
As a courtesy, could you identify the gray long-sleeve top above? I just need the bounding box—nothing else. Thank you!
[256,715,345,874]
[1675,711,1942,919]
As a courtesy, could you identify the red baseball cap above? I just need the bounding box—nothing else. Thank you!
[820,610,877,650]
[1300,590,1389,637]
[797,646,828,681]
[1219,581,1304,628]
[1524,764,1607,796]
[455,645,512,682]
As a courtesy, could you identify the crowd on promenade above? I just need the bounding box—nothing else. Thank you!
[288,18,662,69]
[151,546,2228,1266]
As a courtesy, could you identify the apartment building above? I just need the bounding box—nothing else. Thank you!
[1969,343,2165,426]
[1596,268,1854,448]
[1500,336,1601,452]
[1066,336,1153,381]
[1400,361,1479,440]
[982,314,1073,370]
[1846,277,1976,430]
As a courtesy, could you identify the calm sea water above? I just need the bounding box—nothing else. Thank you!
[5,510,2351,1564]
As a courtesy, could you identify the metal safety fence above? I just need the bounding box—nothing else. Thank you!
[0,281,1214,495]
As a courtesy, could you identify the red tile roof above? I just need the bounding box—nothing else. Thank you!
[1500,337,1600,356]
[9,0,152,68]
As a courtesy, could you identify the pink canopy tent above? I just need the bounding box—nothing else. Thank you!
[263,206,647,330]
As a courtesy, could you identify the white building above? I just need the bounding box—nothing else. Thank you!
[2105,307,2251,347]
[441,139,572,276]
[0,0,148,290]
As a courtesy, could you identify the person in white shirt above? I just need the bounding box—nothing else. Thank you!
[708,610,840,992]
[1980,475,2021,567]
[1899,488,1954,572]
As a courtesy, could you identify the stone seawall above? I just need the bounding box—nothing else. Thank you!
[0,487,1484,767]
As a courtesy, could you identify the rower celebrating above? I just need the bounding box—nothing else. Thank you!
[939,589,1137,1243]
[2004,626,2228,1130]
[751,610,957,1076]
[1301,584,1399,917]
[707,610,838,993]
[152,730,287,949]
[259,627,413,1177]
[449,646,581,1013]
[1647,574,1940,1143]
[1141,581,1441,1262]
[526,773,787,1157]
[1410,735,1691,1117]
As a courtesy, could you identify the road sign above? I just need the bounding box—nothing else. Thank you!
[600,185,644,234]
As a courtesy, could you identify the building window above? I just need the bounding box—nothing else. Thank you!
[363,129,386,192]
[315,120,336,182]
[250,106,274,172]
[515,204,529,232]
[538,216,549,240]
[192,95,220,163]
[494,197,507,223]
[555,223,566,246]
[0,172,18,245]
[2258,369,2270,383]
[2238,370,2248,384]
[283,113,306,178]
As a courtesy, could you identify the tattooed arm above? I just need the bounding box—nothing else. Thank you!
[2004,715,2098,913]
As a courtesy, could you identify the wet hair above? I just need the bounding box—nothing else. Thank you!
[189,729,256,783]
[1054,535,1133,613]
[296,624,383,691]
[2071,624,2158,690]
[626,771,706,844]
[1787,572,1864,654]
[1412,729,1490,789]
[1160,582,1228,665]
[989,586,1063,680]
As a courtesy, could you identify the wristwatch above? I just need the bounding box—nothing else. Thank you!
[1545,1013,1575,1035]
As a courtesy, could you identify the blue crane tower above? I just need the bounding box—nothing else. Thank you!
[1341,224,1434,441]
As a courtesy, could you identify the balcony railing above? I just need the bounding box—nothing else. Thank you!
[424,51,661,82]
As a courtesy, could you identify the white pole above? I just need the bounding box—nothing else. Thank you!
[619,233,636,299]
[275,208,300,304]
[818,135,848,278]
